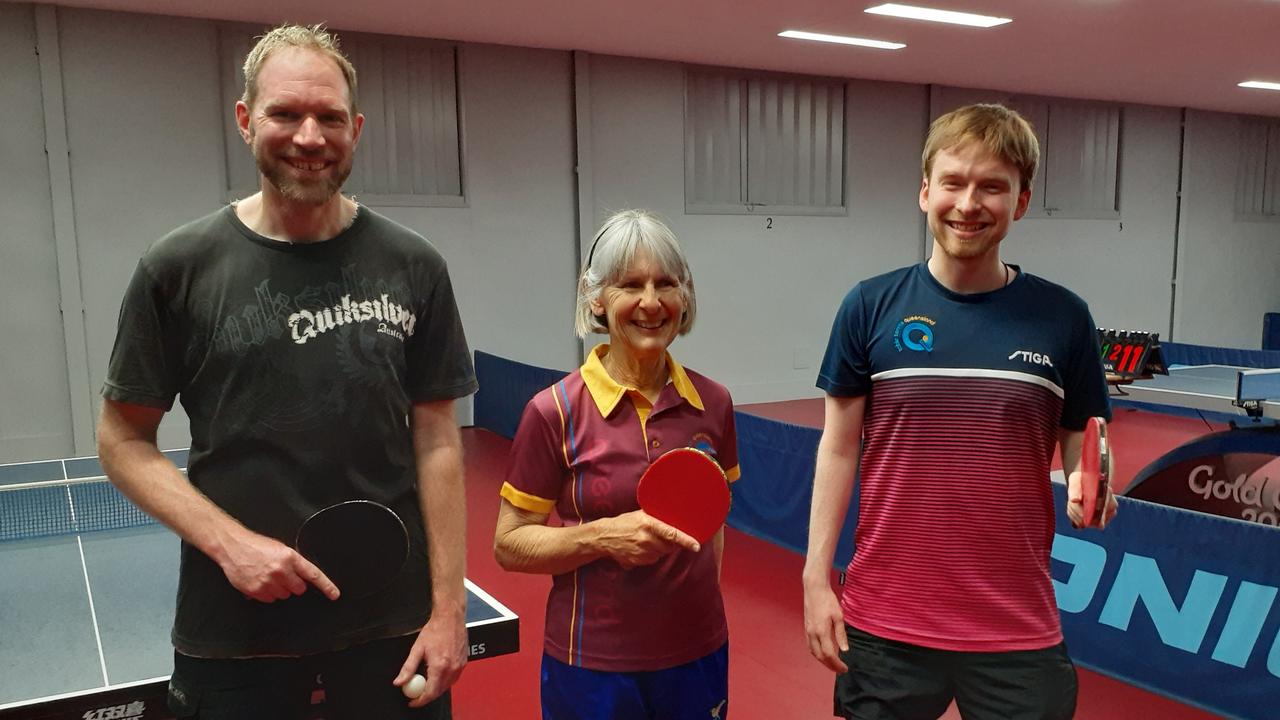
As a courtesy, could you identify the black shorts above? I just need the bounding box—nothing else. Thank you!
[833,625,1077,720]
[168,634,451,720]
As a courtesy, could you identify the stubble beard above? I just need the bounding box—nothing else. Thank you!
[931,218,1002,261]
[252,138,352,206]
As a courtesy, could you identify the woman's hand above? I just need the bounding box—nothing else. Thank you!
[495,501,701,575]
[595,510,701,567]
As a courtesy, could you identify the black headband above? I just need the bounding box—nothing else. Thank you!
[584,224,609,270]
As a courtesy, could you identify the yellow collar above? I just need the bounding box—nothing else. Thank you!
[581,343,705,417]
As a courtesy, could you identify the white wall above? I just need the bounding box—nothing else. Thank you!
[925,88,1184,337]
[1,3,1277,462]
[581,59,1198,401]
[0,4,75,460]
[1001,104,1184,336]
[377,44,579,376]
[1177,110,1280,347]
[60,8,225,452]
[584,56,928,402]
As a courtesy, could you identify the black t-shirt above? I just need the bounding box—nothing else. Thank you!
[103,205,477,657]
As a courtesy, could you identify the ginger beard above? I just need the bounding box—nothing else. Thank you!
[240,47,362,207]
[250,123,353,206]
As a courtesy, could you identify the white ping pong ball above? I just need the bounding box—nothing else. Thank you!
[402,673,427,699]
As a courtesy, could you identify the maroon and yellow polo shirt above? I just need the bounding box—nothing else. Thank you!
[501,344,740,671]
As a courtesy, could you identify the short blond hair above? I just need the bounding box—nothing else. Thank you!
[922,104,1039,193]
[574,210,697,339]
[241,24,358,115]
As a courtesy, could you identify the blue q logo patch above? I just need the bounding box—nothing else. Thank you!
[894,316,936,352]
[690,432,717,457]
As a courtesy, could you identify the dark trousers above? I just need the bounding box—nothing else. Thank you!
[168,634,451,720]
[834,625,1078,720]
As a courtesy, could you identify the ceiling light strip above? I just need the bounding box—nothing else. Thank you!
[864,3,1011,28]
[778,30,905,50]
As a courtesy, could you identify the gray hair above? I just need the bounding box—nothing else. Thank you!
[574,210,697,339]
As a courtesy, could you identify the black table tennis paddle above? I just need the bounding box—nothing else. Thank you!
[295,500,409,599]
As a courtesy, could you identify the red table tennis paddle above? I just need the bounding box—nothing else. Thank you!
[1079,416,1110,528]
[636,447,731,545]
[295,500,409,599]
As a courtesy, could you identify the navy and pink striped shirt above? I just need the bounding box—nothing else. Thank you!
[818,263,1110,652]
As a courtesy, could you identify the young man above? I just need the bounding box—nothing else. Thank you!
[97,24,476,719]
[803,104,1117,720]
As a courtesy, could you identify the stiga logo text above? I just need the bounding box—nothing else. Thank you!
[1008,350,1053,367]
[83,701,145,720]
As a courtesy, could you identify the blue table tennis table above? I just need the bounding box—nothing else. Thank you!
[0,451,518,720]
[1114,363,1280,420]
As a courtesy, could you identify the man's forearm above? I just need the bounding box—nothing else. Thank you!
[803,438,859,586]
[98,407,246,566]
[805,395,865,586]
[1058,428,1084,478]
[416,421,468,616]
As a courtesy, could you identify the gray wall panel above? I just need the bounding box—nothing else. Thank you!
[588,55,926,403]
[1005,104,1182,338]
[376,43,580,387]
[0,3,75,462]
[60,8,226,451]
[1177,110,1280,347]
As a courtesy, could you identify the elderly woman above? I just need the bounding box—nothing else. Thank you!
[494,209,739,719]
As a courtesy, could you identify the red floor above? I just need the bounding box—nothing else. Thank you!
[451,405,1223,719]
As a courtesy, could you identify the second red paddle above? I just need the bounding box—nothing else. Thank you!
[1079,416,1110,528]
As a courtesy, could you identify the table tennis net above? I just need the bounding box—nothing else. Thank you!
[0,478,158,542]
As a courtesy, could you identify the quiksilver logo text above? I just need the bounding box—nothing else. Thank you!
[288,294,416,345]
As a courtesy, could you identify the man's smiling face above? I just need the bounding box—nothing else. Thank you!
[239,47,364,206]
[919,140,1031,261]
